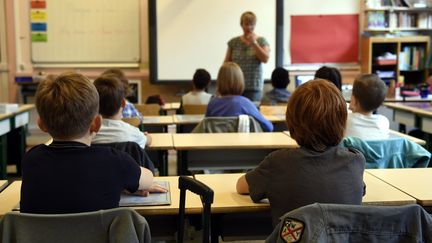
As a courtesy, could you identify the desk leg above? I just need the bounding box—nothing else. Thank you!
[0,135,7,179]
[399,124,406,133]
[177,151,189,175]
[7,126,26,176]
[425,133,432,157]
[158,150,168,176]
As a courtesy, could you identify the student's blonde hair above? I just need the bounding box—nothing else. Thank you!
[286,79,347,151]
[217,62,245,96]
[35,72,99,139]
[240,11,256,25]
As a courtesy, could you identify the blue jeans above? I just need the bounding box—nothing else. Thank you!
[242,90,263,103]
[266,203,432,243]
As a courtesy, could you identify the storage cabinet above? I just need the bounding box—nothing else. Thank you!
[361,36,430,85]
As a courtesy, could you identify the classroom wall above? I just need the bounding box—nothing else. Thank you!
[4,0,361,103]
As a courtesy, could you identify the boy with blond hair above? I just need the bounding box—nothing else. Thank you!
[21,72,164,214]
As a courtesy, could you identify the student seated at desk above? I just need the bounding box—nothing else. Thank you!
[236,79,365,226]
[92,75,151,148]
[206,62,273,132]
[346,74,389,140]
[20,72,166,214]
[314,65,342,91]
[181,69,213,105]
[101,69,143,120]
[260,67,291,105]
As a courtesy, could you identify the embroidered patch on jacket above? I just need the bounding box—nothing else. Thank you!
[280,217,304,243]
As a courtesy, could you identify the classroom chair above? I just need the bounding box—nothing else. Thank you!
[267,203,432,243]
[92,141,156,174]
[177,176,214,243]
[342,137,431,168]
[135,104,163,116]
[181,104,208,115]
[122,117,144,131]
[0,208,151,243]
[192,116,263,133]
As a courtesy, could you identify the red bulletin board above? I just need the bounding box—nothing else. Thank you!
[290,14,359,64]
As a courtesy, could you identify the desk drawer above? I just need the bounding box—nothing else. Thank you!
[394,110,415,127]
[14,112,29,128]
[0,119,11,136]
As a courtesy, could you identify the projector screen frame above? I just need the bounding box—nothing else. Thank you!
[148,0,284,84]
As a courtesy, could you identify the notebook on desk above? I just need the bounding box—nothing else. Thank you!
[119,181,171,206]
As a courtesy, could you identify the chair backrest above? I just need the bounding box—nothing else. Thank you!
[0,207,151,243]
[182,104,208,115]
[92,142,155,174]
[177,176,214,243]
[191,116,264,133]
[135,104,162,116]
[122,117,144,131]
[342,137,431,168]
[267,203,432,243]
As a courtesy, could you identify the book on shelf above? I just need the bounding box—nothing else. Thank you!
[399,46,425,71]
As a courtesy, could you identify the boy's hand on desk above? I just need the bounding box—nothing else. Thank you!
[133,183,168,197]
[144,132,152,146]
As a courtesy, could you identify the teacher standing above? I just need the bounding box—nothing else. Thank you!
[224,11,270,102]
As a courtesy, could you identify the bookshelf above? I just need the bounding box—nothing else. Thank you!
[361,36,430,86]
[361,0,432,32]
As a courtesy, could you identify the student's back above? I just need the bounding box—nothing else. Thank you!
[261,67,291,105]
[237,80,365,226]
[21,72,157,214]
[181,69,213,105]
[206,62,273,132]
[346,74,389,140]
[21,143,140,213]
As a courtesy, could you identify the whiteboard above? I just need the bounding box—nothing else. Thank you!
[150,0,277,82]
[31,0,140,64]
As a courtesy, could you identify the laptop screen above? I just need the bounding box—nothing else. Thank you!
[295,75,314,87]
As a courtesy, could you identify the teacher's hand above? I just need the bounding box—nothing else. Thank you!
[245,33,257,45]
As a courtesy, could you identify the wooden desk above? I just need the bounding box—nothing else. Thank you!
[384,102,432,149]
[195,172,415,211]
[0,177,200,217]
[362,172,416,205]
[283,130,426,146]
[0,181,21,217]
[147,133,174,176]
[367,168,432,207]
[173,114,204,133]
[173,114,287,132]
[173,133,298,174]
[130,176,202,216]
[388,130,426,145]
[162,102,181,115]
[0,180,7,192]
[142,115,174,133]
[143,116,174,126]
[259,105,286,115]
[0,104,35,179]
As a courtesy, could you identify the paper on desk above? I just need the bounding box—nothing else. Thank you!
[119,181,171,206]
